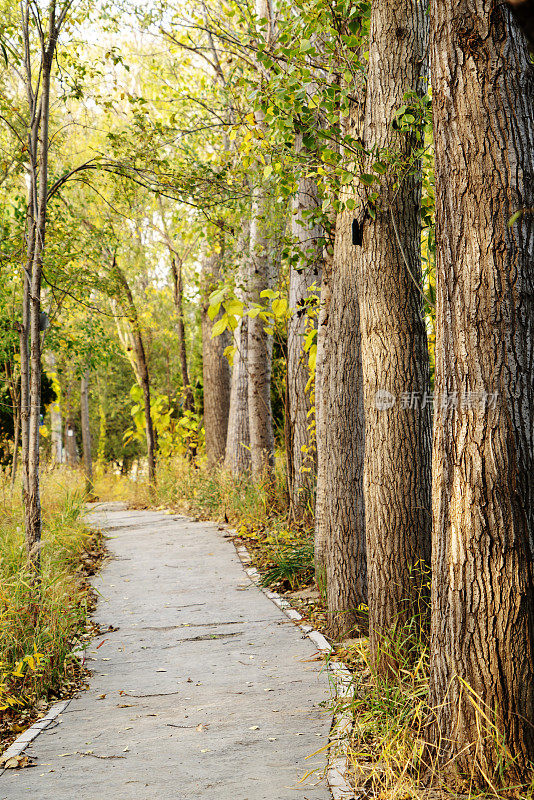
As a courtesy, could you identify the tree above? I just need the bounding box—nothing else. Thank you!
[225,222,252,475]
[113,260,157,486]
[201,242,231,466]
[18,0,71,569]
[355,0,432,667]
[428,2,534,784]
[80,370,93,495]
[286,139,322,518]
[314,83,368,636]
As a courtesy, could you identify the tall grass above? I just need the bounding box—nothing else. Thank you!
[0,470,102,733]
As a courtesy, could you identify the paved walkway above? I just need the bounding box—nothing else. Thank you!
[1,504,332,800]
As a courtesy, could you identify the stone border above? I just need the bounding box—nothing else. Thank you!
[233,541,355,800]
[0,646,86,772]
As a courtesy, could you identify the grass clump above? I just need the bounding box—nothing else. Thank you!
[0,470,104,744]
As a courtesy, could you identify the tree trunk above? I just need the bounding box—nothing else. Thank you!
[315,76,367,634]
[113,261,156,486]
[170,256,195,414]
[428,3,534,784]
[201,246,231,466]
[225,224,252,475]
[248,184,277,480]
[318,205,367,638]
[356,0,431,667]
[65,417,78,467]
[50,400,63,464]
[313,245,332,588]
[10,405,20,490]
[80,370,93,495]
[287,140,322,518]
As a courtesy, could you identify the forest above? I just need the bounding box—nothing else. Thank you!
[0,0,533,796]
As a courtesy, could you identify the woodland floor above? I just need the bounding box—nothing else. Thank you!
[0,503,332,800]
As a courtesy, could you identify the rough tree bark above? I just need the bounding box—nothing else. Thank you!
[320,203,367,637]
[356,0,431,666]
[80,370,93,495]
[428,3,534,784]
[315,66,367,634]
[201,246,231,466]
[225,223,252,475]
[247,184,277,480]
[247,0,279,481]
[287,139,322,518]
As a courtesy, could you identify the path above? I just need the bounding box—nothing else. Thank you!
[1,504,333,800]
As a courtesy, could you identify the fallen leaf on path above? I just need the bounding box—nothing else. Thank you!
[1,755,33,769]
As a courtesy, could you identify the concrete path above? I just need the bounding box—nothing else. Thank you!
[1,504,332,800]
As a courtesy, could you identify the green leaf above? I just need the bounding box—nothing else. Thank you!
[211,316,228,338]
[372,161,387,174]
[208,302,221,320]
[272,298,288,317]
[359,173,377,186]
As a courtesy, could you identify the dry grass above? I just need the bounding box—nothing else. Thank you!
[0,469,105,746]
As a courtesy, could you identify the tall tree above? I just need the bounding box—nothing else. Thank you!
[286,139,322,518]
[201,243,231,466]
[225,222,252,475]
[80,370,93,495]
[19,0,70,568]
[428,2,534,784]
[355,0,431,666]
[247,0,279,481]
[314,78,368,634]
[170,256,195,415]
[113,261,157,486]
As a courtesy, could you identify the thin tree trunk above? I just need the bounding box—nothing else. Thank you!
[287,139,322,518]
[356,0,431,667]
[170,256,195,414]
[113,261,156,486]
[24,4,58,569]
[201,246,231,466]
[428,3,534,784]
[65,417,78,467]
[313,244,332,588]
[225,223,252,475]
[10,406,20,491]
[50,400,63,464]
[80,370,93,495]
[248,183,276,480]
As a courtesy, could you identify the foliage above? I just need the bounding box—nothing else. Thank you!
[0,471,103,738]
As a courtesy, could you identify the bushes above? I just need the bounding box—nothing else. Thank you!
[0,471,103,738]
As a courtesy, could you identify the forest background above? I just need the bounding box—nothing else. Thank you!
[1,0,534,797]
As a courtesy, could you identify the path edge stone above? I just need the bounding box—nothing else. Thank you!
[0,646,86,772]
[232,538,355,800]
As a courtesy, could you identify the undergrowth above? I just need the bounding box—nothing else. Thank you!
[0,470,104,745]
[94,454,316,592]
